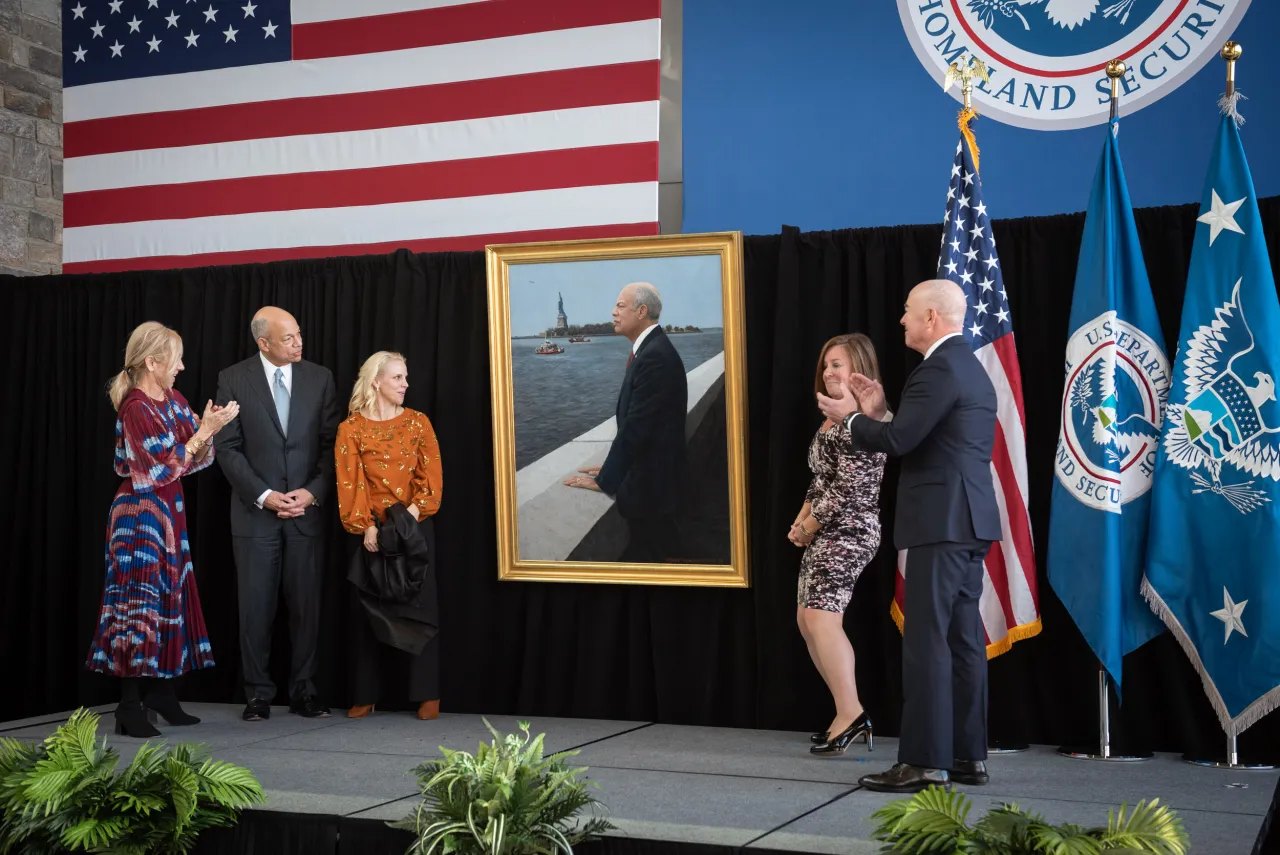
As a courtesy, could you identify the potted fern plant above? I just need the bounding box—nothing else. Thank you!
[870,784,1190,854]
[0,707,266,855]
[391,719,615,855]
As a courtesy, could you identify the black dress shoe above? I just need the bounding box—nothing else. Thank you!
[290,695,331,718]
[810,731,828,744]
[951,759,989,785]
[859,763,949,793]
[811,713,873,757]
[242,698,271,722]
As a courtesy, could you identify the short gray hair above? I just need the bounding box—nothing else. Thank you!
[250,317,270,342]
[631,283,662,322]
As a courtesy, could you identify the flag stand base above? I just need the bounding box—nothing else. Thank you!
[988,742,1029,754]
[1183,736,1276,770]
[1056,668,1152,762]
[1056,745,1153,761]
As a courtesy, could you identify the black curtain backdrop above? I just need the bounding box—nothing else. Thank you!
[4,197,1280,763]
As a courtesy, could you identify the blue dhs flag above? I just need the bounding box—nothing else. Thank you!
[1048,120,1169,695]
[1144,114,1280,736]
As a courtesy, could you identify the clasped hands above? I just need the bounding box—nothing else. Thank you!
[265,488,316,519]
[788,519,817,547]
[815,373,887,424]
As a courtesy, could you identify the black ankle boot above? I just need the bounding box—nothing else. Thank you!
[144,678,200,726]
[810,713,873,757]
[115,678,161,738]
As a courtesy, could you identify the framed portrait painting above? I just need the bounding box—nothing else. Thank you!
[485,231,750,587]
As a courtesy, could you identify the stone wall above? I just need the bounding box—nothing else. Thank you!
[0,0,61,276]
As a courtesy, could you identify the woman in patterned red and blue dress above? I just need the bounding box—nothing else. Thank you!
[86,322,240,738]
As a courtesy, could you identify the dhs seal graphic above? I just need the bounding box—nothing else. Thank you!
[1163,279,1280,514]
[1056,311,1170,512]
[898,0,1253,130]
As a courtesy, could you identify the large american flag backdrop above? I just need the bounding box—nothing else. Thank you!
[890,131,1042,658]
[61,0,662,273]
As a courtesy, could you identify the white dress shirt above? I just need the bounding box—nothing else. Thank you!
[924,331,964,361]
[632,322,659,354]
[255,353,294,508]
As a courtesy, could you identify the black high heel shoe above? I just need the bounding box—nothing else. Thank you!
[810,713,873,757]
[144,679,200,726]
[810,731,828,744]
[113,701,161,738]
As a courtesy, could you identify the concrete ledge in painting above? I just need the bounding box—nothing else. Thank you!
[516,352,725,562]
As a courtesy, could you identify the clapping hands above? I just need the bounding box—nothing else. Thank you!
[200,399,240,435]
[815,373,886,423]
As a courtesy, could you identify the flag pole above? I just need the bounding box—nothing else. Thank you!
[942,52,1030,757]
[1056,662,1153,761]
[1177,42,1274,773]
[1054,59,1154,765]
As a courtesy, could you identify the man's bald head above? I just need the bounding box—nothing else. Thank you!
[252,306,304,366]
[900,279,967,355]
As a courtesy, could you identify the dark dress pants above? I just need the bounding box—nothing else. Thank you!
[618,514,682,563]
[898,539,991,770]
[348,516,440,707]
[233,524,323,704]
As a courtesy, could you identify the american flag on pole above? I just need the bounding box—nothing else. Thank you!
[61,0,661,274]
[889,128,1042,657]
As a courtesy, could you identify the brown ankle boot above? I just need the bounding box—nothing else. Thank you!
[347,704,375,718]
[416,700,439,720]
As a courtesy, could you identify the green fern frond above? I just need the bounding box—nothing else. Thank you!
[1104,799,1188,855]
[1029,823,1105,855]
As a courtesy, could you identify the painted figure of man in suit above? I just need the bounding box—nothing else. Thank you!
[564,282,688,563]
[215,307,341,721]
[817,279,1001,793]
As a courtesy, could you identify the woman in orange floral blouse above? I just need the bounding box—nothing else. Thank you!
[335,351,443,720]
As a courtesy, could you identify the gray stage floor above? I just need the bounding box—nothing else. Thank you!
[2,704,1273,854]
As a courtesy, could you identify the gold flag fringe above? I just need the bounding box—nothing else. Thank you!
[959,106,981,173]
[889,600,1040,660]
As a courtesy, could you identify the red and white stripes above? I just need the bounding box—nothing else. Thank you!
[63,0,662,272]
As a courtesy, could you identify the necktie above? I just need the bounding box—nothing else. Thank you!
[273,367,290,436]
[626,351,634,369]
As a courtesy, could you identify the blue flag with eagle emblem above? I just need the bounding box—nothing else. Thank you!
[1143,113,1280,736]
[1048,118,1169,697]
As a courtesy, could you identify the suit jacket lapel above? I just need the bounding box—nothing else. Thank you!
[248,357,286,437]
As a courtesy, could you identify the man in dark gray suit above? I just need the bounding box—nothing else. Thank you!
[215,306,341,721]
[818,279,1001,793]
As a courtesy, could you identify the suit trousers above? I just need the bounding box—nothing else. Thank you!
[898,539,990,770]
[233,527,324,703]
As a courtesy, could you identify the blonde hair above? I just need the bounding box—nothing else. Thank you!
[108,322,183,411]
[348,350,408,414]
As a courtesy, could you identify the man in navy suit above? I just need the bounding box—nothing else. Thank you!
[564,282,688,563]
[818,279,1001,793]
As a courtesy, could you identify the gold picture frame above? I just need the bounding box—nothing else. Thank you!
[485,231,750,587]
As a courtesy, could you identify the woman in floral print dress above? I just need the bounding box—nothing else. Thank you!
[790,333,889,757]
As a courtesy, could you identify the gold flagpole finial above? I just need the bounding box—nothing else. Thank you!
[1219,41,1244,124]
[1106,60,1126,121]
[1222,41,1242,97]
[943,55,990,112]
